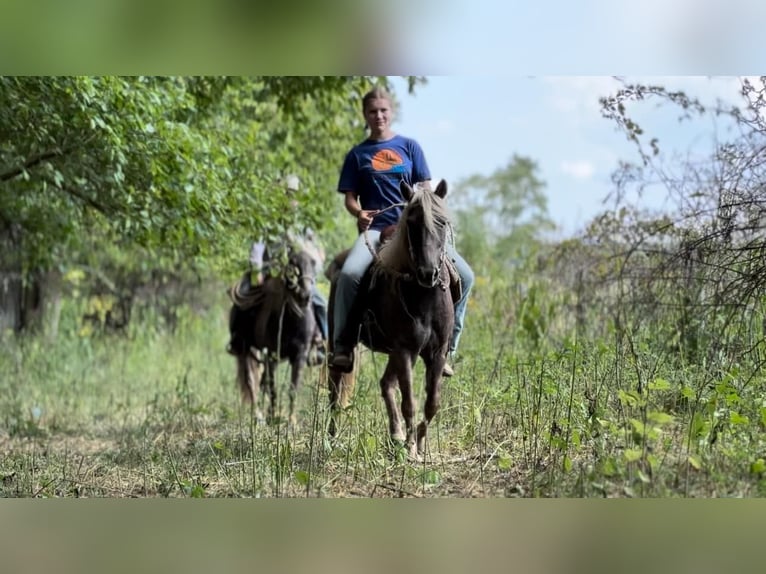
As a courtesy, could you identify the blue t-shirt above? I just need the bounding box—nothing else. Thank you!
[337,134,431,231]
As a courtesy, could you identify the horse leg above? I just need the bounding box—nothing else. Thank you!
[396,354,419,460]
[253,355,266,425]
[380,359,405,445]
[416,353,446,456]
[327,367,343,437]
[288,353,307,427]
[264,358,278,423]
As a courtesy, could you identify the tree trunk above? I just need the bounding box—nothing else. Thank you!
[0,225,62,340]
[0,226,23,335]
[23,269,63,340]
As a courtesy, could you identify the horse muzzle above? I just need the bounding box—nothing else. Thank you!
[415,266,440,288]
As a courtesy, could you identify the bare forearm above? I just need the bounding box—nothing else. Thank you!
[344,192,362,218]
[344,191,377,231]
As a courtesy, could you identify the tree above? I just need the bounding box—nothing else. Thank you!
[0,75,422,334]
[451,154,556,274]
[589,77,766,365]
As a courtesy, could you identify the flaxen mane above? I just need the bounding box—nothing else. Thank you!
[377,188,451,273]
[326,179,460,459]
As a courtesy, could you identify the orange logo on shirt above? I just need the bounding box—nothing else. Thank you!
[371,149,405,172]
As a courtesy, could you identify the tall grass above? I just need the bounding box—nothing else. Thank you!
[2,265,766,498]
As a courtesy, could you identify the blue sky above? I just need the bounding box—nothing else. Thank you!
[403,0,764,75]
[389,76,751,237]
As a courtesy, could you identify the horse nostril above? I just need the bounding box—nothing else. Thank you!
[417,267,439,287]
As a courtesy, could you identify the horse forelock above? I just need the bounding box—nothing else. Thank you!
[419,188,449,234]
[378,189,449,270]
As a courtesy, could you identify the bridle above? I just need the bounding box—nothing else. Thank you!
[364,200,452,292]
[283,253,316,316]
[405,218,449,291]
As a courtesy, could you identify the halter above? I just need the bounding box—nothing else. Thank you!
[364,200,454,292]
[362,201,410,281]
[405,221,449,290]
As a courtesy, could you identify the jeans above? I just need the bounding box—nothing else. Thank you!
[332,231,474,354]
[447,244,474,354]
[312,289,328,340]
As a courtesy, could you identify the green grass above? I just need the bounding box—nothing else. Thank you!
[2,279,766,498]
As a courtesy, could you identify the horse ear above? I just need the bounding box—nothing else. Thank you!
[435,179,448,199]
[400,180,414,201]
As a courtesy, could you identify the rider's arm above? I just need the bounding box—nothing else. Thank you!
[249,241,266,283]
[344,191,376,231]
[343,191,362,218]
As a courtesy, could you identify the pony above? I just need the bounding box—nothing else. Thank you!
[327,179,458,460]
[229,248,319,424]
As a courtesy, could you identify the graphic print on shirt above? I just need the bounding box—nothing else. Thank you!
[370,149,406,173]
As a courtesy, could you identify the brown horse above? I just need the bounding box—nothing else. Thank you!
[327,180,457,460]
[229,248,318,424]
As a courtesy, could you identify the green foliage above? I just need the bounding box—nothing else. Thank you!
[2,253,766,497]
[450,154,556,275]
[6,77,766,498]
[0,76,403,278]
[0,75,422,335]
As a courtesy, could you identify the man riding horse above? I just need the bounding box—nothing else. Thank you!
[227,174,328,364]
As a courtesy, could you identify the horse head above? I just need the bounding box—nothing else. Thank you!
[284,249,316,309]
[400,179,450,288]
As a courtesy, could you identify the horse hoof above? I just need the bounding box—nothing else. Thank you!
[408,444,422,463]
[409,453,424,464]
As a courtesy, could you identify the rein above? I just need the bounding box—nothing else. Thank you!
[362,201,410,280]
[363,200,455,292]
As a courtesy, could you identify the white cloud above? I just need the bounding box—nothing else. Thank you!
[560,160,595,180]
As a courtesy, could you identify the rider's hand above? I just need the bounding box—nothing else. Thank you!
[356,209,378,232]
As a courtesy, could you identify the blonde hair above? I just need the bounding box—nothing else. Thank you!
[362,86,393,112]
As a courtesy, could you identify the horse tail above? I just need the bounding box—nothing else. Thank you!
[339,351,359,408]
[324,266,358,436]
[236,351,261,404]
[321,353,358,409]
